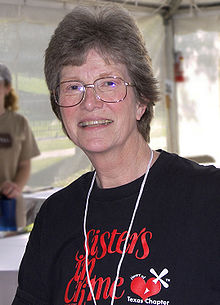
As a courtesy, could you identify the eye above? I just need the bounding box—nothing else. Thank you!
[98,78,121,91]
[105,81,116,88]
[63,82,84,94]
[69,85,79,91]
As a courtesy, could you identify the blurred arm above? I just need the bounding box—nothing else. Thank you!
[1,159,31,198]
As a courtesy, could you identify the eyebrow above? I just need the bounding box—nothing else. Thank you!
[99,72,121,77]
[61,72,123,83]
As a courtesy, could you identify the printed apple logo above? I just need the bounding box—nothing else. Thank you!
[130,268,169,301]
[131,276,161,299]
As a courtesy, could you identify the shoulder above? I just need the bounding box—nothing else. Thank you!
[155,151,220,242]
[157,150,220,199]
[158,149,220,177]
[40,171,94,214]
[7,110,29,127]
[32,171,94,239]
[7,110,26,120]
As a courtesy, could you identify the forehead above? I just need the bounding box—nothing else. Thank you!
[60,49,130,81]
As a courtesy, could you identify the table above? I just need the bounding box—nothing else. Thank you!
[0,187,60,305]
[0,234,29,305]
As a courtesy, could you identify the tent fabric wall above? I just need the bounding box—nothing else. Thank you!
[174,14,220,163]
[137,15,167,151]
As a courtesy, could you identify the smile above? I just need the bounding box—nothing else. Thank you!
[79,120,113,128]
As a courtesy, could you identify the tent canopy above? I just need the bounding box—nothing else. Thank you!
[1,0,220,15]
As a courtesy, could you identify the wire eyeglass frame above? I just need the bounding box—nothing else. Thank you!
[53,76,135,107]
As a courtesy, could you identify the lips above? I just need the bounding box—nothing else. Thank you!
[78,119,113,128]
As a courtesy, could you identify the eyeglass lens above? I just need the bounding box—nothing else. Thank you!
[55,77,128,107]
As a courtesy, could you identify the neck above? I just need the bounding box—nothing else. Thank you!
[86,137,158,188]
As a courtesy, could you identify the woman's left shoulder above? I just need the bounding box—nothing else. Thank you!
[158,150,220,197]
[161,149,220,177]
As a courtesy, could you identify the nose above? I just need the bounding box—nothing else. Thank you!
[80,85,103,111]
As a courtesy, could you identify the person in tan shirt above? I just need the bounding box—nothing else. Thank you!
[0,63,40,228]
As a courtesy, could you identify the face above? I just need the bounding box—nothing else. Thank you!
[60,49,146,157]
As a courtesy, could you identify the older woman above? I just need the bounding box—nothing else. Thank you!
[0,64,40,229]
[12,4,220,305]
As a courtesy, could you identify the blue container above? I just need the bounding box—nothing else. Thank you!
[0,196,17,231]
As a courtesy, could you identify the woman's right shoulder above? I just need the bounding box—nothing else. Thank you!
[40,170,94,211]
[32,171,94,234]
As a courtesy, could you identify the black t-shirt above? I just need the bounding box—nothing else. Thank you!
[12,150,220,305]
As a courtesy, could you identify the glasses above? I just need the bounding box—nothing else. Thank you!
[54,76,134,107]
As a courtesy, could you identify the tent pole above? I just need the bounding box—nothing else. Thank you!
[164,18,179,153]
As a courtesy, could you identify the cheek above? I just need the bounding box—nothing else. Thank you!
[61,109,77,132]
[60,109,68,128]
[61,107,75,121]
[115,102,138,131]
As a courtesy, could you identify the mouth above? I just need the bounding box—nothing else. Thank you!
[78,119,113,128]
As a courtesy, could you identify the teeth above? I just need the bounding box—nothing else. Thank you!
[79,120,113,127]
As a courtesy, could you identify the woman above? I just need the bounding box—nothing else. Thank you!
[0,63,40,229]
[12,4,220,305]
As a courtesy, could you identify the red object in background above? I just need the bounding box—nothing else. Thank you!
[174,51,185,82]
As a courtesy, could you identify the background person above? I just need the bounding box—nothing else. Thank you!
[0,63,40,229]
[12,4,220,305]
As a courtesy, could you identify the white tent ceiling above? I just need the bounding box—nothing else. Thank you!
[1,0,220,17]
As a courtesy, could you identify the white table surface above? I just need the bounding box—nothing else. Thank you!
[23,187,60,200]
[0,234,30,305]
[0,189,59,305]
[0,233,29,271]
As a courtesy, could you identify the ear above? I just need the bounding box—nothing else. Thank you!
[136,102,147,121]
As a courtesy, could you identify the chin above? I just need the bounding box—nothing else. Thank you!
[83,146,109,155]
[80,142,112,155]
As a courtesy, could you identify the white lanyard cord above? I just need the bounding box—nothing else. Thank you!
[83,171,97,305]
[83,149,154,305]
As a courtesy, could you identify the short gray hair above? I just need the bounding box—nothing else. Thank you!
[44,4,160,142]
